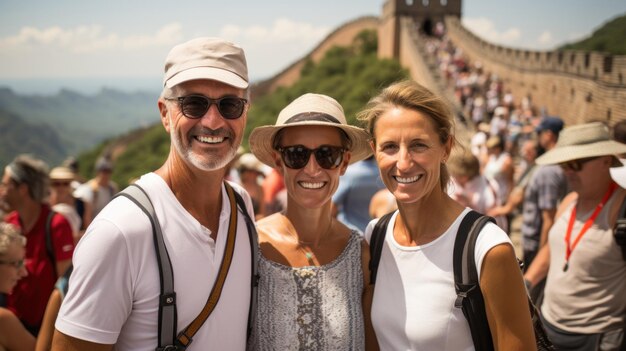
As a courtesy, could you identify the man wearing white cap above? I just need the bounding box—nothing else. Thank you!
[53,38,256,350]
[525,122,626,350]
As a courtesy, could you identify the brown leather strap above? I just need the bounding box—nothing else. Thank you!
[176,182,239,347]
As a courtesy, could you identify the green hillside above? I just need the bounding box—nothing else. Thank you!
[79,29,409,187]
[560,13,626,54]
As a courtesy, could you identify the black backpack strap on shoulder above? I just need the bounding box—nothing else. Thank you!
[453,210,496,351]
[115,185,177,350]
[614,195,626,261]
[45,210,58,278]
[232,189,259,339]
[368,211,395,285]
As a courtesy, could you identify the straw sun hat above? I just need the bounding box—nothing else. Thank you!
[536,122,626,166]
[249,93,372,168]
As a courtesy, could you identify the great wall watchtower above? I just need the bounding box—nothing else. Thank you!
[378,0,626,125]
[379,0,461,59]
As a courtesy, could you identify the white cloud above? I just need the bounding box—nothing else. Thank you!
[0,23,184,53]
[537,31,552,45]
[462,17,521,45]
[219,18,330,43]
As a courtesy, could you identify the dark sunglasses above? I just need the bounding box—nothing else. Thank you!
[558,156,599,172]
[0,259,25,269]
[51,181,71,187]
[277,145,345,170]
[168,95,247,120]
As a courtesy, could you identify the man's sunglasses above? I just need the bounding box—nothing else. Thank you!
[167,95,247,120]
[558,156,599,172]
[277,145,345,170]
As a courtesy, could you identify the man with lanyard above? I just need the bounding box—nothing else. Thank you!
[525,122,626,350]
[52,37,256,350]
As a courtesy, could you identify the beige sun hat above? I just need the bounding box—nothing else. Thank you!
[536,122,626,166]
[163,37,248,89]
[49,166,75,181]
[249,93,372,168]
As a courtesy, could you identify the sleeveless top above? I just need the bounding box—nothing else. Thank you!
[542,189,626,333]
[252,231,365,351]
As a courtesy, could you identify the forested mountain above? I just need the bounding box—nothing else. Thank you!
[0,87,159,166]
[560,13,626,54]
[0,108,67,166]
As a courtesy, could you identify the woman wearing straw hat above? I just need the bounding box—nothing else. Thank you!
[248,93,377,350]
[524,122,626,350]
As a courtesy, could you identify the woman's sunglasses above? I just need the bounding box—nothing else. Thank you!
[558,156,599,172]
[277,145,345,170]
[167,95,247,120]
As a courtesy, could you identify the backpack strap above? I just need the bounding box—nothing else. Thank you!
[45,209,58,278]
[115,184,177,349]
[368,211,395,284]
[614,195,626,261]
[232,190,259,340]
[452,210,496,351]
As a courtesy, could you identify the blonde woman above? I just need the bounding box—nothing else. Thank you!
[0,223,33,351]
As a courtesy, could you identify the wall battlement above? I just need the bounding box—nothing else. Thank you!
[446,17,625,88]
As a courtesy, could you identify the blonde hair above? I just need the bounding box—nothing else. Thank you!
[0,223,26,255]
[357,80,458,191]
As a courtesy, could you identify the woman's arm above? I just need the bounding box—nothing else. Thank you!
[480,244,537,351]
[36,289,63,351]
[360,240,379,351]
[0,307,36,351]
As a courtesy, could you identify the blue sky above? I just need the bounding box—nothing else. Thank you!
[1,0,624,94]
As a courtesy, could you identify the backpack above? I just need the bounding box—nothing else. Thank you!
[369,210,554,351]
[45,209,58,278]
[614,196,626,261]
[115,183,259,351]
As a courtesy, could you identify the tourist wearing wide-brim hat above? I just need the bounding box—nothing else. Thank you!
[247,93,377,350]
[525,122,626,350]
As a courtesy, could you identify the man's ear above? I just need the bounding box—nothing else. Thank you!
[272,150,283,169]
[158,99,171,133]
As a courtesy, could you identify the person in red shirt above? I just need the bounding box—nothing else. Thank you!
[0,154,74,336]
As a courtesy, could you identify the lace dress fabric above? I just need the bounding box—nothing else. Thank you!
[252,231,365,351]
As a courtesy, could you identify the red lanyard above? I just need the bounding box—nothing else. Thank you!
[563,181,618,271]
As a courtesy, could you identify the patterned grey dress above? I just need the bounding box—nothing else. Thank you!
[252,231,365,351]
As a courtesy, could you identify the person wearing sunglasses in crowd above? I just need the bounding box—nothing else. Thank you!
[52,38,256,351]
[358,80,536,350]
[524,122,626,351]
[248,93,378,350]
[0,223,34,351]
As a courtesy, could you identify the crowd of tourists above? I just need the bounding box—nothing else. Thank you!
[0,24,624,351]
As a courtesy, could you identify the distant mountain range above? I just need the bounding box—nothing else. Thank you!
[0,86,160,166]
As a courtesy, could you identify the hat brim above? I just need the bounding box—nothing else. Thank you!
[536,140,626,165]
[249,122,373,168]
[610,158,626,188]
[165,66,248,89]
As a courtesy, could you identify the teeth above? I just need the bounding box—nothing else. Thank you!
[394,175,421,184]
[196,136,224,144]
[300,181,325,189]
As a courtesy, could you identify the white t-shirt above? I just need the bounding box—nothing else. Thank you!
[364,208,512,351]
[56,173,255,350]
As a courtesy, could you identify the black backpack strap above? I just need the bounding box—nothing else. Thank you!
[45,210,58,278]
[614,195,626,261]
[115,185,177,350]
[453,210,496,351]
[368,211,395,284]
[232,189,259,339]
